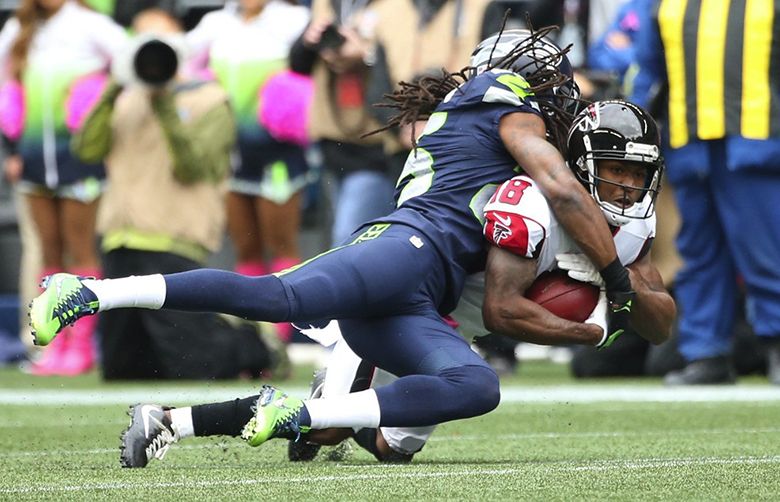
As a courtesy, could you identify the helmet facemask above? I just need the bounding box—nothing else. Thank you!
[567,100,665,227]
[574,134,663,226]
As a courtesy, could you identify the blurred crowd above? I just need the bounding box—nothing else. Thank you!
[0,0,776,385]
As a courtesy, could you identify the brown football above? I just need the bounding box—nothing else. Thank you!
[524,270,600,323]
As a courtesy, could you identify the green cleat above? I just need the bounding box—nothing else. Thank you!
[28,273,100,347]
[241,385,310,447]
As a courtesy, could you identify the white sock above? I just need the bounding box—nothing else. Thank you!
[169,407,194,439]
[82,274,166,312]
[305,389,381,429]
[322,336,362,398]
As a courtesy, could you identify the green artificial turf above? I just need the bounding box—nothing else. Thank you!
[1,362,778,500]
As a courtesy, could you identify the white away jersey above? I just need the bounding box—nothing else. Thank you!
[484,175,655,273]
[454,175,655,339]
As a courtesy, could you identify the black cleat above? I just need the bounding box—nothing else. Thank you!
[664,357,736,385]
[120,404,178,468]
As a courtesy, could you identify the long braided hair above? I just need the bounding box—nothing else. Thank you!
[368,19,585,153]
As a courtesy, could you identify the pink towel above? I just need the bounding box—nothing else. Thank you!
[0,80,24,140]
[65,73,108,133]
[258,70,313,147]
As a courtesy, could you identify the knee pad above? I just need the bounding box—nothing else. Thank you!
[443,365,501,415]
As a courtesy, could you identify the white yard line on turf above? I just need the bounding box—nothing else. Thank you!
[2,428,779,458]
[2,456,780,494]
[0,385,779,405]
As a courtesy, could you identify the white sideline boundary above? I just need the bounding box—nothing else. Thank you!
[1,385,779,405]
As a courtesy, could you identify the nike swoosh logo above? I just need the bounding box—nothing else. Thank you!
[493,213,512,227]
[141,405,156,438]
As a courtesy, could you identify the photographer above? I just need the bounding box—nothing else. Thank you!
[290,0,492,248]
[289,0,396,248]
[71,8,274,380]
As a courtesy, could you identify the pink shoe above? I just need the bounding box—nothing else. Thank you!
[235,260,267,277]
[58,331,95,375]
[29,329,69,376]
[53,267,100,375]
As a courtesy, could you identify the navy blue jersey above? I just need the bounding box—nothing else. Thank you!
[372,70,543,313]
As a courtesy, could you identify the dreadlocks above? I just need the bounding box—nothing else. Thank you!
[368,20,585,153]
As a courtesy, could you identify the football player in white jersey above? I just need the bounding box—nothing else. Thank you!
[468,100,674,349]
[291,100,677,462]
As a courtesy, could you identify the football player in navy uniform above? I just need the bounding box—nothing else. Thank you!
[30,28,642,467]
[292,99,677,462]
[105,99,677,466]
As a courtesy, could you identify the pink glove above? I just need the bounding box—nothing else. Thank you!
[257,70,313,147]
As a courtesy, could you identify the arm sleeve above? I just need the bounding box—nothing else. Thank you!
[89,13,129,65]
[151,91,236,184]
[185,12,218,74]
[70,81,123,163]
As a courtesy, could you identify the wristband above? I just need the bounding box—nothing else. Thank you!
[600,258,631,293]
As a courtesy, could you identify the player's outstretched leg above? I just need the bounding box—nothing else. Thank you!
[242,386,310,446]
[120,404,179,468]
[28,273,100,347]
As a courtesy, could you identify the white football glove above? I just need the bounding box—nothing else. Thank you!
[555,253,606,287]
[586,290,609,348]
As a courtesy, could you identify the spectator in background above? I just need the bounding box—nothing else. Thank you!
[289,0,398,248]
[587,0,639,83]
[186,0,310,346]
[630,0,780,385]
[365,0,493,152]
[71,8,275,381]
[0,0,126,375]
[112,1,176,27]
[293,0,493,250]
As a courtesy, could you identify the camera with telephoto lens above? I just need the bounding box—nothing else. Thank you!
[134,38,179,85]
[113,34,184,87]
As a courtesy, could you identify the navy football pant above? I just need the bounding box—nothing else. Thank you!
[163,224,499,427]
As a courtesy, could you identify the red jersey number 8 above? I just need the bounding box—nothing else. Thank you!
[495,178,531,205]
